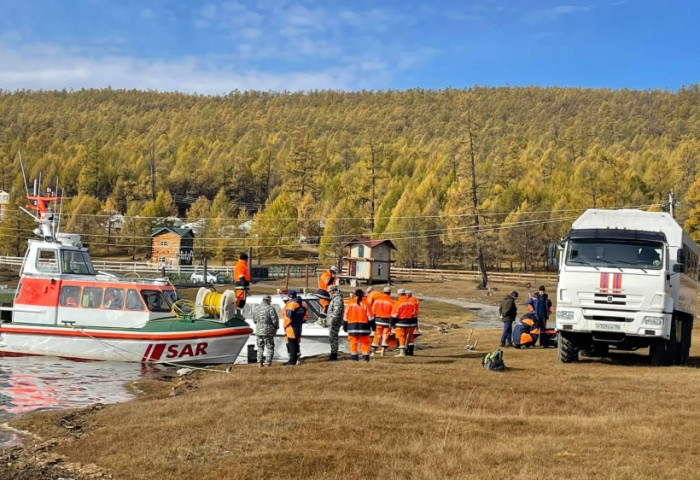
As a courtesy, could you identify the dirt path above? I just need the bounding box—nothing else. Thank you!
[420,296,501,328]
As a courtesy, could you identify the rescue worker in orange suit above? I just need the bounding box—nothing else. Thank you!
[318,265,338,314]
[526,285,553,346]
[282,290,307,366]
[365,286,381,310]
[342,289,375,362]
[512,313,540,348]
[405,289,420,355]
[391,288,416,357]
[370,286,394,357]
[233,253,251,309]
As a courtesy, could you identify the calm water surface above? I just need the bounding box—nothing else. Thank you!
[0,356,171,448]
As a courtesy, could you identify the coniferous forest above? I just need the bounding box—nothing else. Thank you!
[1,86,700,270]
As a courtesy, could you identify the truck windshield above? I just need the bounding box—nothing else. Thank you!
[566,240,663,270]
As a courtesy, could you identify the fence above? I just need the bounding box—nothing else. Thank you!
[0,255,555,286]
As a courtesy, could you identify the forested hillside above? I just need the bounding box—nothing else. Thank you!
[1,86,700,269]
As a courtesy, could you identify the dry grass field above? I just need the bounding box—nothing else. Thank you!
[4,278,700,479]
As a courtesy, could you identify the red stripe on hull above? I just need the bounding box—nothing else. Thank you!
[0,325,252,341]
[149,344,166,361]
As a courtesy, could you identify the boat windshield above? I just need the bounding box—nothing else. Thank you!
[141,289,171,313]
[163,289,181,306]
[566,239,663,270]
[61,250,95,275]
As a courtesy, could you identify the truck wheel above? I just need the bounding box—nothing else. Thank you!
[650,319,677,366]
[558,332,579,363]
[676,318,692,366]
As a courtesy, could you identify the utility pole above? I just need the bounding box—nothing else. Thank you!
[149,137,156,201]
[669,190,675,218]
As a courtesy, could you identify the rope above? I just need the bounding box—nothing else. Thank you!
[201,291,223,317]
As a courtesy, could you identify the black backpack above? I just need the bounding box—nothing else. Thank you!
[482,349,505,371]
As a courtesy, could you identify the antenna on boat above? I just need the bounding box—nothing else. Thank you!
[56,188,65,237]
[18,151,30,198]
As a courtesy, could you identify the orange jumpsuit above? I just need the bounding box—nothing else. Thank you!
[318,269,338,312]
[234,259,251,308]
[371,292,394,353]
[391,295,416,356]
[344,299,372,361]
[233,259,251,284]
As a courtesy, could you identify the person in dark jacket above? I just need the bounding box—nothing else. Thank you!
[282,290,308,366]
[499,291,518,347]
[526,285,553,346]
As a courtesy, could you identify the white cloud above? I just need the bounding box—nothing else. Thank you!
[0,42,357,93]
[524,5,594,23]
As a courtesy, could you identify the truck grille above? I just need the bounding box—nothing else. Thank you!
[578,292,644,309]
[582,315,634,323]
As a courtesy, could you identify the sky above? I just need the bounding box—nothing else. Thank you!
[0,0,698,95]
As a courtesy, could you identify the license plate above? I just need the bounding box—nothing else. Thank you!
[595,323,621,331]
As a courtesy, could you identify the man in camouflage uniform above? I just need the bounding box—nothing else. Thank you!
[326,285,345,361]
[253,294,279,366]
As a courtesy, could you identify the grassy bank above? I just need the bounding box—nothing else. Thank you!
[4,280,700,479]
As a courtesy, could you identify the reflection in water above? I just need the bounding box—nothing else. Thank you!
[0,356,172,448]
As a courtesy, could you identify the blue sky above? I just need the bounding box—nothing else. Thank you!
[0,0,697,94]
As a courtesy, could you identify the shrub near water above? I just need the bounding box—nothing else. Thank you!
[9,281,700,479]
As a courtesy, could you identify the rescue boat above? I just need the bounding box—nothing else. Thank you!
[0,186,251,365]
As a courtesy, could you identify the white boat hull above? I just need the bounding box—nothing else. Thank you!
[0,325,250,365]
[238,322,349,364]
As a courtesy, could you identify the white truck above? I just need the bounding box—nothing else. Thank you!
[556,209,698,365]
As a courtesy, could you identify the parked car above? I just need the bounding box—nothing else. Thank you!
[190,271,218,284]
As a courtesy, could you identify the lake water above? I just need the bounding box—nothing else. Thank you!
[0,356,171,448]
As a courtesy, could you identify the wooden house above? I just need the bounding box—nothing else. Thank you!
[150,227,194,266]
[0,190,9,220]
[343,238,397,284]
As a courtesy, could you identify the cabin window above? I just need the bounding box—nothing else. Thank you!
[61,250,95,275]
[159,241,168,246]
[357,245,365,257]
[103,288,125,310]
[81,287,103,308]
[157,256,166,263]
[125,289,144,311]
[60,285,81,307]
[36,249,59,273]
[141,289,170,312]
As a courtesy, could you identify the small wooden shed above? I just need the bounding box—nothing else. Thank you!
[151,227,194,266]
[343,238,397,284]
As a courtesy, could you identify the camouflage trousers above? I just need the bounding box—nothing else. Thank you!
[256,336,275,365]
[329,323,342,355]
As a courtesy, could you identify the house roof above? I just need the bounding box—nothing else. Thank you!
[344,237,397,250]
[151,226,194,238]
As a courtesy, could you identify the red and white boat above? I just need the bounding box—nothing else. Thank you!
[0,185,251,365]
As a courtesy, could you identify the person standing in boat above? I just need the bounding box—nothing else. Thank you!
[234,253,251,309]
[282,290,307,366]
[317,265,338,314]
[253,295,279,367]
[326,284,345,361]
